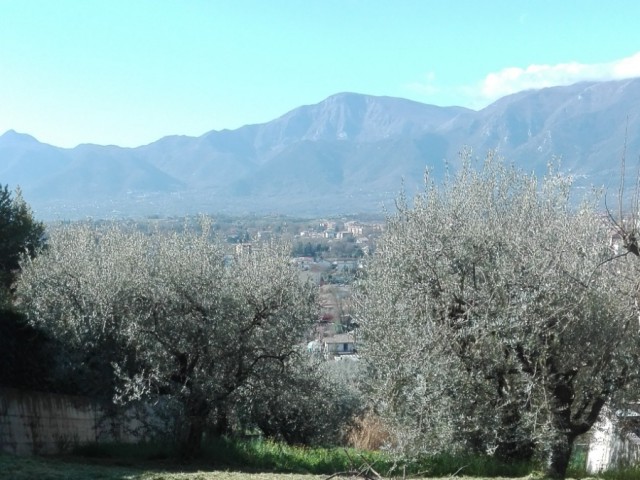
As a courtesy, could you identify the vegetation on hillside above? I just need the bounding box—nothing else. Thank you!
[355,153,640,479]
[0,184,51,390]
[14,220,362,456]
[5,149,640,480]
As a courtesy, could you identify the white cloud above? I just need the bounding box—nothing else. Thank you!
[476,51,640,105]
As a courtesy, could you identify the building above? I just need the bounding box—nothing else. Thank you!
[235,243,252,256]
[323,332,356,359]
[587,406,640,473]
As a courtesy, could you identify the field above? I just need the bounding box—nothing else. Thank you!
[0,453,330,480]
[1,453,606,480]
[0,438,618,480]
[0,453,571,480]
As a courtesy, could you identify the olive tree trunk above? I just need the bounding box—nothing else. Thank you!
[180,393,211,458]
[546,433,576,479]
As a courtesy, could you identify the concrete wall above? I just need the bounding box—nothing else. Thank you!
[0,387,141,455]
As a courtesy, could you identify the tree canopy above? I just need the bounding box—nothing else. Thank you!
[355,154,640,479]
[0,184,48,389]
[15,220,321,455]
[0,185,44,297]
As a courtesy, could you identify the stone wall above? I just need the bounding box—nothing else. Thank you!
[0,387,142,455]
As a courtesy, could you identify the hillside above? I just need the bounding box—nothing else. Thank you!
[2,79,640,219]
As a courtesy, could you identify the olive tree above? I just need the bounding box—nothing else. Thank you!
[355,154,640,479]
[237,355,363,445]
[16,220,318,455]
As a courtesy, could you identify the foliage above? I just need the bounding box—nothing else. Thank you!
[67,437,539,477]
[239,355,363,446]
[0,307,57,389]
[13,223,144,398]
[292,240,329,258]
[0,184,45,297]
[330,239,365,259]
[355,152,640,478]
[15,219,318,455]
[0,184,51,389]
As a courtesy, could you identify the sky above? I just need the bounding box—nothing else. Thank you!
[2,0,640,148]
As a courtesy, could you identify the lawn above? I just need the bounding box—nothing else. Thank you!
[0,453,331,480]
[0,453,603,480]
[0,438,613,480]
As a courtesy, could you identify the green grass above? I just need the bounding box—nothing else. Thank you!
[0,453,144,480]
[60,438,546,477]
[0,453,329,479]
[201,437,387,474]
[595,467,640,480]
[5,438,637,479]
[71,438,392,475]
[409,452,535,478]
[71,437,537,477]
[0,452,604,480]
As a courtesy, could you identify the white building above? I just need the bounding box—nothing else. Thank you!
[587,407,640,473]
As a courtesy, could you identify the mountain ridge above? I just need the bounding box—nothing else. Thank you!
[2,80,640,219]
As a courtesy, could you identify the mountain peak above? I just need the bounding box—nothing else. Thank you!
[323,91,365,101]
[0,130,40,146]
[267,91,468,143]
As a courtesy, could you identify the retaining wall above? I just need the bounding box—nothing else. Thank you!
[0,387,141,455]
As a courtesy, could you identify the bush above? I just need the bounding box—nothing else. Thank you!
[0,307,56,390]
[239,355,363,446]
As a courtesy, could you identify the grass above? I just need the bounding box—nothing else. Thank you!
[595,467,640,480]
[0,454,330,479]
[69,437,542,477]
[201,437,388,474]
[409,452,534,478]
[0,453,144,480]
[70,438,393,475]
[2,438,636,479]
[0,452,604,480]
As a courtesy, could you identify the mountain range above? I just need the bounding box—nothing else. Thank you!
[3,78,640,220]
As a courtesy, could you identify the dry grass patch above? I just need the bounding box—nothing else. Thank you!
[346,412,393,451]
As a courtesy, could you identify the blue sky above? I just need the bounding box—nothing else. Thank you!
[2,0,640,148]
